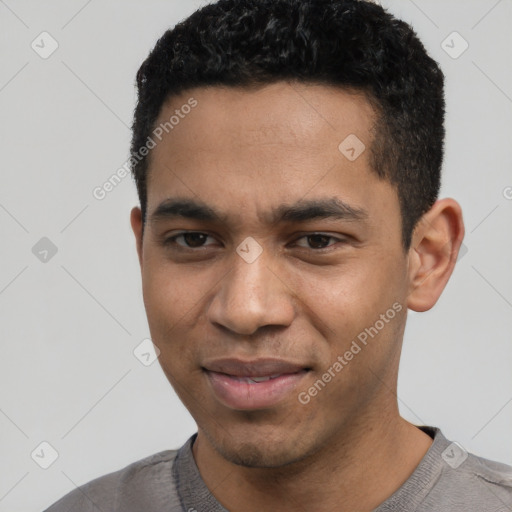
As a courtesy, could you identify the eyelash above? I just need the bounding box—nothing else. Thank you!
[162,232,346,252]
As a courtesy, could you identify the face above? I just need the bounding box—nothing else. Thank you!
[131,82,412,468]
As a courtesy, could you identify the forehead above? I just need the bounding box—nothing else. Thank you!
[155,82,375,151]
[145,82,397,231]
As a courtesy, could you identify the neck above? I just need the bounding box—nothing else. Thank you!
[193,411,433,512]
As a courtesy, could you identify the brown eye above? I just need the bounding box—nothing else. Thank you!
[294,233,343,250]
[163,232,216,249]
[306,234,333,249]
[182,233,209,247]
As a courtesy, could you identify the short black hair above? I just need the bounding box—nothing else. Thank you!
[131,0,445,250]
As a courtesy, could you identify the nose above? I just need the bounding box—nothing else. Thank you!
[207,249,295,336]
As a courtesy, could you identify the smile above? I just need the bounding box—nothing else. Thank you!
[202,358,311,410]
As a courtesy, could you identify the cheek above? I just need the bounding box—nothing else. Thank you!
[142,254,206,321]
[288,259,395,330]
[141,260,207,362]
[293,253,406,356]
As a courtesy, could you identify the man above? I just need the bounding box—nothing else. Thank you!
[45,0,512,510]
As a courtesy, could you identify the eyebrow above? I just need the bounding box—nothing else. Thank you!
[149,196,369,226]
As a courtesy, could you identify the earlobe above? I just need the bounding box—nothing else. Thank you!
[406,198,465,312]
[130,206,144,268]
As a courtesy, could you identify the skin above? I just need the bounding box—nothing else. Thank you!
[130,81,465,511]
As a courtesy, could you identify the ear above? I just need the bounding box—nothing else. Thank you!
[406,198,465,312]
[130,206,144,268]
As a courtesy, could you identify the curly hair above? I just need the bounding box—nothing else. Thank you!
[131,0,445,250]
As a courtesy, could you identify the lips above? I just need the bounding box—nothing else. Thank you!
[202,358,310,410]
[229,373,282,383]
[203,358,307,377]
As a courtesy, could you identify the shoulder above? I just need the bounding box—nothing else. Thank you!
[379,427,512,512]
[43,449,181,512]
[427,443,512,510]
[456,451,512,497]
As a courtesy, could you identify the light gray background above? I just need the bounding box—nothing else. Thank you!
[0,1,511,510]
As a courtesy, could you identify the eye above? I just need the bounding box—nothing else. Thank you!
[294,233,345,250]
[164,232,217,249]
[162,232,346,251]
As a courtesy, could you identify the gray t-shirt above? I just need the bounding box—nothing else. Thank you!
[44,426,512,511]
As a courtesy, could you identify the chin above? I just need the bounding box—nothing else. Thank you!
[202,424,315,469]
[220,441,307,468]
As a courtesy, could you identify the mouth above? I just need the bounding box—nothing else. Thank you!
[226,373,286,383]
[202,358,311,410]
